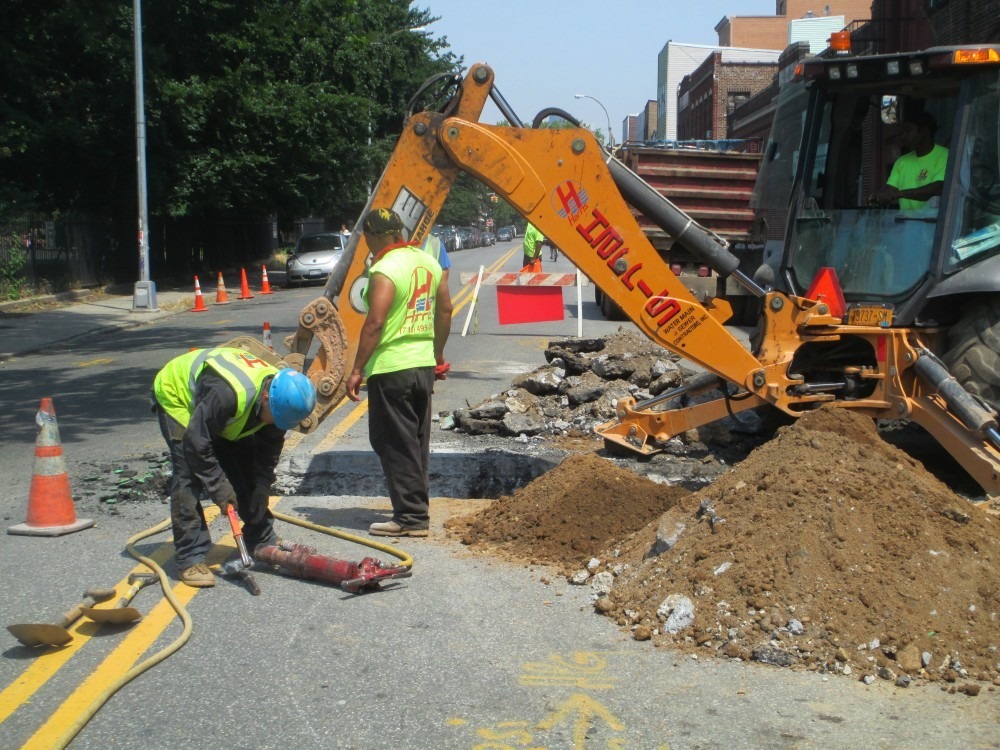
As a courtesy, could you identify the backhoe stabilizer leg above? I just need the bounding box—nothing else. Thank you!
[596,392,767,452]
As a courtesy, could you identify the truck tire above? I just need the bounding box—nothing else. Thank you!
[942,298,1000,413]
[601,291,627,321]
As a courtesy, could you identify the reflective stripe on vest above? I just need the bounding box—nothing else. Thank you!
[154,347,276,440]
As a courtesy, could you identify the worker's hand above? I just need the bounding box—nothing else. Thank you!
[434,357,451,381]
[249,485,271,510]
[215,492,236,516]
[346,370,364,402]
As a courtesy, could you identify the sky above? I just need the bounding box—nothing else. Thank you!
[418,0,779,139]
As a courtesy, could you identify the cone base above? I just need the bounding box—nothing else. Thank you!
[190,306,208,312]
[214,300,232,305]
[8,517,95,537]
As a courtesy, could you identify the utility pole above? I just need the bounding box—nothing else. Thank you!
[131,0,157,312]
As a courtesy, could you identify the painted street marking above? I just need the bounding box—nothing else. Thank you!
[75,357,113,367]
[519,652,617,690]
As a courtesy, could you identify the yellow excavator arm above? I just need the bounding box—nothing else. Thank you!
[231,62,1000,497]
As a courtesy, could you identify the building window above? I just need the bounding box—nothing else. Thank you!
[727,92,749,116]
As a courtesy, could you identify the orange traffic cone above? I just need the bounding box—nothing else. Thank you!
[237,268,254,300]
[9,398,94,537]
[214,272,231,305]
[191,276,208,312]
[262,321,273,350]
[260,266,273,295]
[520,258,543,273]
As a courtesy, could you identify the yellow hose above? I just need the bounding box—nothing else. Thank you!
[51,508,410,748]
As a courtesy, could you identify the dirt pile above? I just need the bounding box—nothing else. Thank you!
[452,407,1000,686]
[447,452,688,574]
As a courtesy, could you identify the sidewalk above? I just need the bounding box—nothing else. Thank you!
[0,285,191,362]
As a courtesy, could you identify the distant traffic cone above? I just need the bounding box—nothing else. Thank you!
[9,398,94,537]
[262,321,273,350]
[191,276,208,312]
[214,272,231,305]
[260,266,273,295]
[237,268,254,300]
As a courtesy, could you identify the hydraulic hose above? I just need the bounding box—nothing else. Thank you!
[51,509,411,748]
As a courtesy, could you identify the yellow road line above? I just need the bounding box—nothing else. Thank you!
[0,546,173,725]
[75,358,113,367]
[312,398,369,454]
[451,247,517,311]
[18,506,247,748]
[20,543,236,750]
[283,397,348,452]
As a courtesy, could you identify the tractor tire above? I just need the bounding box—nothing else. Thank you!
[941,298,1000,414]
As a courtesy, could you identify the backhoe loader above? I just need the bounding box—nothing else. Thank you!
[228,45,1000,496]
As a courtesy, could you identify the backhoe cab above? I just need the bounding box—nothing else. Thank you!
[244,47,1000,497]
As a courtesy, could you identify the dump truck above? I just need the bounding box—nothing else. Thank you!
[595,142,763,322]
[229,45,1000,498]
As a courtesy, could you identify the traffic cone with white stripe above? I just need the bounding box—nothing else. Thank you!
[262,321,273,350]
[9,398,94,536]
[214,272,231,305]
[260,266,273,295]
[191,276,208,312]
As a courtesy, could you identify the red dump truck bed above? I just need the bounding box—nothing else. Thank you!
[620,145,762,250]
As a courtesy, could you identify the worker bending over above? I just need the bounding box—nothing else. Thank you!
[347,208,453,537]
[152,348,316,587]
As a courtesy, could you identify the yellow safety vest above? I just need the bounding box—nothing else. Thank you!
[153,347,277,440]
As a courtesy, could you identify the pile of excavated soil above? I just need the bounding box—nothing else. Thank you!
[447,452,688,574]
[450,407,1000,686]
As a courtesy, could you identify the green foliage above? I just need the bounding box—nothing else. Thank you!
[0,234,28,300]
[0,0,457,227]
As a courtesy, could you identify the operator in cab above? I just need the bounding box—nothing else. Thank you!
[872,111,948,210]
[152,349,316,588]
[347,208,453,537]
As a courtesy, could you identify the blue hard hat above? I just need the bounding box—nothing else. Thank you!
[268,368,316,430]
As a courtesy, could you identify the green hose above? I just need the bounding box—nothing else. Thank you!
[52,508,411,748]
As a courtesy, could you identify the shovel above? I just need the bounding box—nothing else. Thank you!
[80,572,157,625]
[8,587,117,647]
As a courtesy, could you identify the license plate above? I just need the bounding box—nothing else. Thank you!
[846,304,893,327]
[308,269,322,277]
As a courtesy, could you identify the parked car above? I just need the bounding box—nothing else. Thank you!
[433,225,461,252]
[286,232,346,286]
[457,227,477,249]
[481,232,495,246]
[497,227,513,242]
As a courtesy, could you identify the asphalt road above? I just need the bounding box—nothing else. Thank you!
[0,239,997,749]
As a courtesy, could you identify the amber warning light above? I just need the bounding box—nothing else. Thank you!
[830,31,851,55]
[953,48,1000,64]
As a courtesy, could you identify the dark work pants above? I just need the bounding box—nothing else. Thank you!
[155,406,276,570]
[367,367,434,529]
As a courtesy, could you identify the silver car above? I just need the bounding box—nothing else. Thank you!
[286,232,345,286]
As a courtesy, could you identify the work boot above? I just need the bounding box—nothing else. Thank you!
[369,520,429,538]
[179,562,216,588]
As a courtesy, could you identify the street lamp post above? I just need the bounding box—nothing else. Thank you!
[574,93,614,151]
[131,0,157,311]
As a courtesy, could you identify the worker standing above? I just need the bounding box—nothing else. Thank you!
[346,208,453,537]
[522,223,545,271]
[152,348,316,587]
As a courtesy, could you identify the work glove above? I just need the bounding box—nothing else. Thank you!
[249,485,272,510]
[434,358,451,381]
[215,483,237,516]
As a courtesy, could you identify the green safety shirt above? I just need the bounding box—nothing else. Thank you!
[364,245,441,377]
[887,143,949,211]
[523,223,544,259]
[153,347,278,441]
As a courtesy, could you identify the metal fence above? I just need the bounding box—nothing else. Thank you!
[0,215,277,295]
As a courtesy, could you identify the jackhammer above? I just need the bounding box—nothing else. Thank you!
[253,540,412,593]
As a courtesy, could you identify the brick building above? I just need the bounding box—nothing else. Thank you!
[637,100,657,142]
[621,114,640,146]
[716,0,873,49]
[677,50,780,141]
